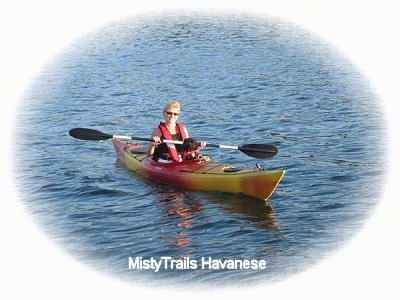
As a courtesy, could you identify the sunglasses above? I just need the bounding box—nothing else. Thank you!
[165,111,180,116]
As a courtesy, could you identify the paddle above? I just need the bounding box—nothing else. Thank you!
[69,127,278,159]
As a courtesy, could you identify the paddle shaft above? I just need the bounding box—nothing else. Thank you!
[111,135,241,150]
[207,143,238,150]
[111,137,277,158]
[69,128,277,158]
[90,134,256,151]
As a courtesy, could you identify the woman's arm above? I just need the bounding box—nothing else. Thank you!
[146,128,162,156]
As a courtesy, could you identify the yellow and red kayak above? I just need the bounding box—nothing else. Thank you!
[112,138,285,201]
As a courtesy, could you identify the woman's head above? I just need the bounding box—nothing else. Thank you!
[163,100,181,121]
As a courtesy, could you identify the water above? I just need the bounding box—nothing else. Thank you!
[13,12,386,290]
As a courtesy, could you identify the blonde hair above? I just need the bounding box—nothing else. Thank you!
[163,100,181,112]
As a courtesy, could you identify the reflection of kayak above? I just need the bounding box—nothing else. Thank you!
[112,138,285,201]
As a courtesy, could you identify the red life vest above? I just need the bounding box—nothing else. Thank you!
[158,122,188,162]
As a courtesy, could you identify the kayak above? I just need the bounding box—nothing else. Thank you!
[112,138,285,201]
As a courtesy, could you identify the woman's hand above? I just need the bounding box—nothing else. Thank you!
[199,141,207,149]
[151,136,161,147]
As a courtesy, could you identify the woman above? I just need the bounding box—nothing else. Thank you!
[146,100,206,162]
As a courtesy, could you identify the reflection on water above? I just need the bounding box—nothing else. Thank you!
[153,183,280,254]
[155,188,203,250]
[215,196,279,230]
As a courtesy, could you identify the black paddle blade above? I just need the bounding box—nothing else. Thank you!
[69,128,113,141]
[238,144,278,159]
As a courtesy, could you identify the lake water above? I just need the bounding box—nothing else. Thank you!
[13,12,387,290]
